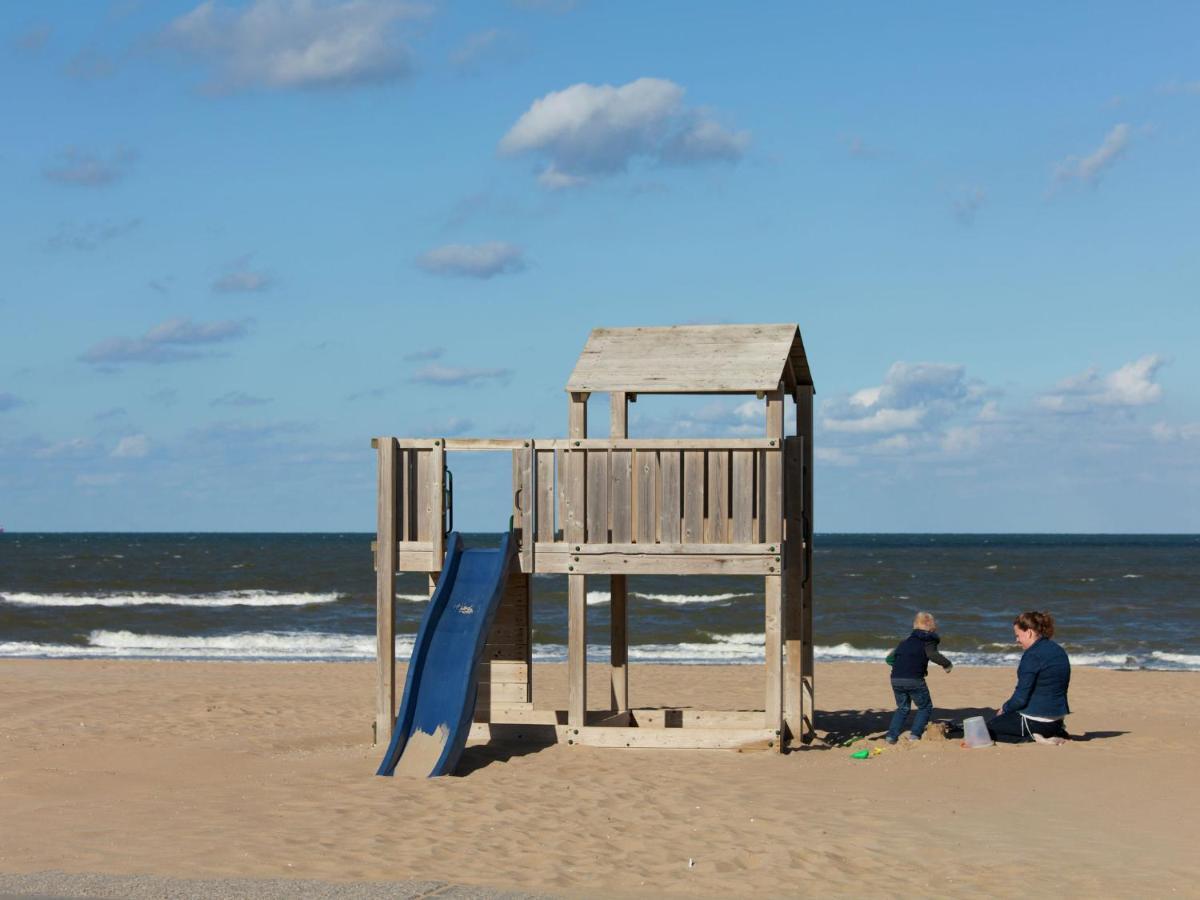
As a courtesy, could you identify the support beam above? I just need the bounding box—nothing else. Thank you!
[764,387,785,751]
[610,391,629,712]
[784,434,804,744]
[375,437,398,745]
[567,392,588,727]
[798,386,815,741]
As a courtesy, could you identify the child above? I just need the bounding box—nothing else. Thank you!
[884,611,953,743]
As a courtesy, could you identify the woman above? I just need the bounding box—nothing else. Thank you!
[988,610,1071,744]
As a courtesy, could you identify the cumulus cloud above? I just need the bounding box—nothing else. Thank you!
[499,77,749,188]
[416,241,526,278]
[1053,124,1131,187]
[80,317,252,367]
[211,390,272,406]
[411,363,512,386]
[164,0,427,93]
[1151,421,1200,442]
[213,257,273,293]
[825,362,980,435]
[0,392,25,412]
[1037,355,1167,413]
[45,218,142,252]
[43,147,137,187]
[112,434,150,458]
[34,438,94,459]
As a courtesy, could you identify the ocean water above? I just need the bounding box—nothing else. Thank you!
[1,533,1198,671]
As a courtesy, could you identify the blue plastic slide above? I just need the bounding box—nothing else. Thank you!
[376,531,515,778]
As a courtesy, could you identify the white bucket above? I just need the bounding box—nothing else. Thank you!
[962,715,994,748]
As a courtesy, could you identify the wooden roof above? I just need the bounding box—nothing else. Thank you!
[565,324,813,394]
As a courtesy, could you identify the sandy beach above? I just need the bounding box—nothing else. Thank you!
[2,659,1197,897]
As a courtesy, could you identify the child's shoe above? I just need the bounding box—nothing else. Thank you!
[903,732,921,742]
[884,735,898,745]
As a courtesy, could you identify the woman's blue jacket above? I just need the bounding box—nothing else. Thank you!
[1002,637,1071,718]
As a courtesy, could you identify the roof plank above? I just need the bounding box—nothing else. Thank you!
[565,324,813,394]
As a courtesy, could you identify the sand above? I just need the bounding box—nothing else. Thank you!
[1,659,1197,898]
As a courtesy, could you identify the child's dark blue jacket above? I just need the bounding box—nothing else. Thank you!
[889,629,953,680]
[1002,637,1071,718]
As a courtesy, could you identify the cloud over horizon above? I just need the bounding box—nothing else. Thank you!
[80,317,253,367]
[411,363,512,386]
[416,241,526,278]
[164,0,428,93]
[1054,123,1131,187]
[499,77,750,188]
[1037,355,1167,414]
[43,147,138,187]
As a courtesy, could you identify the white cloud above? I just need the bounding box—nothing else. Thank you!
[34,438,94,459]
[213,257,273,293]
[499,77,749,188]
[112,434,150,458]
[43,147,137,187]
[412,364,512,386]
[416,242,526,278]
[165,0,427,93]
[1054,124,1131,187]
[1037,355,1166,413]
[1151,421,1200,442]
[825,407,925,434]
[80,317,253,366]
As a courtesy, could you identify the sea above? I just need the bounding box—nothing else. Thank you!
[1,533,1197,671]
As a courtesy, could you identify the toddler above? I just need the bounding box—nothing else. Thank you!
[885,611,953,743]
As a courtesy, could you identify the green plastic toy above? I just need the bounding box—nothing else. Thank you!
[850,749,870,759]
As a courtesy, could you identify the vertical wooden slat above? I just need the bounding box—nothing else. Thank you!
[635,449,657,544]
[429,441,445,568]
[586,449,609,543]
[567,394,588,728]
[610,392,629,713]
[732,450,754,542]
[798,386,815,742]
[765,574,784,746]
[682,451,705,542]
[784,434,804,744]
[765,388,784,543]
[706,450,729,543]
[375,437,398,745]
[415,450,430,541]
[658,450,681,543]
[537,449,555,542]
[514,444,535,572]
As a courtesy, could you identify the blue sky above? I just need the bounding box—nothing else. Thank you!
[1,1,1198,532]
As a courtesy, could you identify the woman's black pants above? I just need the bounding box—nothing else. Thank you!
[987,711,1069,743]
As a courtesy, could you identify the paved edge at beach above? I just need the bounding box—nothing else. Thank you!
[0,872,551,900]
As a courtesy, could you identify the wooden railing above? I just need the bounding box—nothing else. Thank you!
[374,437,798,576]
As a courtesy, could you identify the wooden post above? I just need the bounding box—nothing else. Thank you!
[567,392,588,728]
[610,392,629,713]
[375,437,398,745]
[764,389,784,747]
[784,434,804,745]
[798,385,815,741]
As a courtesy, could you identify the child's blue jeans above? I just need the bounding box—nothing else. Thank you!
[887,678,933,740]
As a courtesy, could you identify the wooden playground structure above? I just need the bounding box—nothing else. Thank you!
[373,324,815,751]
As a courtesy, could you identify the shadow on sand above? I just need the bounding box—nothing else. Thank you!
[810,707,1128,748]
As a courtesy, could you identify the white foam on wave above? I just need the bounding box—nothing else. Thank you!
[397,593,431,603]
[0,630,415,661]
[635,592,752,605]
[0,590,341,608]
[586,591,610,606]
[1122,574,1143,579]
[1151,651,1200,666]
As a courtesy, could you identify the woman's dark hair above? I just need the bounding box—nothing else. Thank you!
[1014,610,1055,639]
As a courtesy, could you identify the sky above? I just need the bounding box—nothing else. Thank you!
[1,1,1198,533]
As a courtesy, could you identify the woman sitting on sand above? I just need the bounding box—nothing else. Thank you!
[988,610,1071,745]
